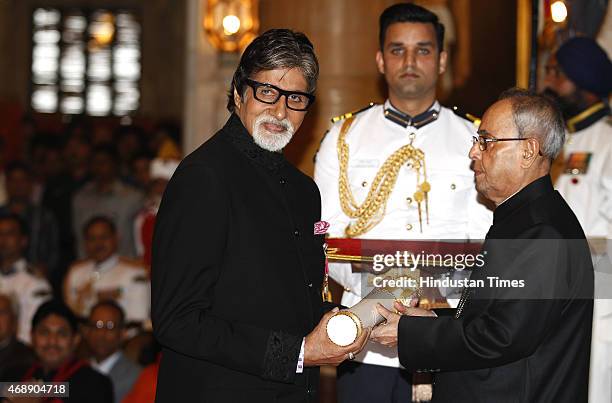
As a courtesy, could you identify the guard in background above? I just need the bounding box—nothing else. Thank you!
[543,36,612,403]
[314,3,492,402]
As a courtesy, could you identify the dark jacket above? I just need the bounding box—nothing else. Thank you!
[0,337,35,380]
[20,358,114,403]
[152,114,326,403]
[398,175,594,402]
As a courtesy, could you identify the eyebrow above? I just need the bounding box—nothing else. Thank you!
[387,41,435,48]
[477,129,490,135]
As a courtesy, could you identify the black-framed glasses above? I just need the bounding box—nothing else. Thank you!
[245,79,315,111]
[472,135,530,151]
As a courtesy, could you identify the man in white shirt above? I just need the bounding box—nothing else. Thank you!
[314,3,492,402]
[84,300,141,402]
[543,36,612,403]
[64,216,150,325]
[0,214,51,343]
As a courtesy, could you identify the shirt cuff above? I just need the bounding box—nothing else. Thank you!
[296,338,305,373]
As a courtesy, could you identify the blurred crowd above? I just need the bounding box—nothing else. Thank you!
[0,116,182,402]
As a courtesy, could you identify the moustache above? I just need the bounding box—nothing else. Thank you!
[256,115,292,132]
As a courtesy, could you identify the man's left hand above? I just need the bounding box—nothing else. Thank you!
[370,300,437,348]
[370,303,402,348]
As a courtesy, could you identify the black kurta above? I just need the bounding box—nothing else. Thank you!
[398,175,593,402]
[152,114,326,402]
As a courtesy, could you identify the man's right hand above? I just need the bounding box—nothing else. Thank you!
[303,307,370,367]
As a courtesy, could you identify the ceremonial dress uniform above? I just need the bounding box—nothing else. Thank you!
[314,101,492,399]
[0,258,51,343]
[552,103,612,403]
[64,254,150,323]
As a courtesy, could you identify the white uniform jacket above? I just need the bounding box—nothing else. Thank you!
[314,101,493,368]
[553,112,612,403]
[0,258,52,343]
[64,254,151,324]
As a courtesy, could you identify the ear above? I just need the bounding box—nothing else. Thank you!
[233,87,242,111]
[375,50,385,75]
[520,138,540,168]
[438,50,448,75]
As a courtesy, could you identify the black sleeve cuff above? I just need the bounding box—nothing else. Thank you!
[432,308,456,317]
[261,330,302,383]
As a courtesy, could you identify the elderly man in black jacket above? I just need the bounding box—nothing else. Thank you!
[151,29,368,403]
[371,88,594,402]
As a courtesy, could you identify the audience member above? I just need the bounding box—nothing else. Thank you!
[122,354,160,403]
[134,158,179,268]
[148,121,181,160]
[64,216,150,325]
[62,131,91,185]
[0,213,51,343]
[116,126,145,179]
[0,161,60,276]
[17,299,113,402]
[72,144,143,258]
[128,153,152,192]
[0,293,35,380]
[84,300,141,403]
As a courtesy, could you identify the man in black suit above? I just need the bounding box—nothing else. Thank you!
[151,29,368,403]
[370,88,594,402]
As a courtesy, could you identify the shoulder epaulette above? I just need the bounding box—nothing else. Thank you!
[451,106,481,127]
[331,103,377,123]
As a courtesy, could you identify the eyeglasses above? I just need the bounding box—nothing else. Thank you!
[472,135,532,151]
[245,79,315,111]
[87,320,120,330]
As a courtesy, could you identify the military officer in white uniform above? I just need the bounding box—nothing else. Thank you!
[314,4,492,402]
[0,214,51,343]
[543,37,612,403]
[64,216,150,325]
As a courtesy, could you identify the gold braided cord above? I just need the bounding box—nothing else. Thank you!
[337,117,428,237]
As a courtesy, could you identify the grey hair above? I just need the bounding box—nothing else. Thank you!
[498,88,566,160]
[227,29,319,113]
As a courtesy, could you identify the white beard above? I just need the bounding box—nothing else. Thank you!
[252,114,295,152]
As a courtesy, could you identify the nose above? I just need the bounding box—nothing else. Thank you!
[271,95,288,120]
[468,141,481,160]
[405,49,417,68]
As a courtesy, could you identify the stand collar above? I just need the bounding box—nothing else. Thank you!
[566,101,610,133]
[383,100,440,129]
[493,175,554,225]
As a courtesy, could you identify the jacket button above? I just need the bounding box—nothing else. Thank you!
[307,283,313,288]
[279,178,287,185]
[294,229,300,237]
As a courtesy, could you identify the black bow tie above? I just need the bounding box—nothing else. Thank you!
[384,107,440,129]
